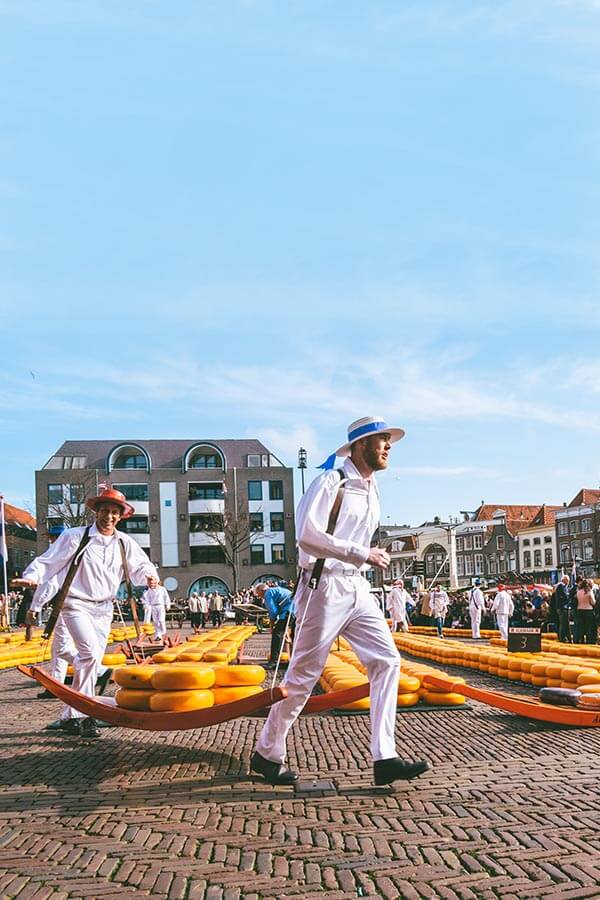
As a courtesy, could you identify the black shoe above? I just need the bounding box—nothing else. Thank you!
[250,751,299,786]
[37,689,56,699]
[96,668,113,696]
[80,717,100,740]
[374,757,430,785]
[45,718,81,735]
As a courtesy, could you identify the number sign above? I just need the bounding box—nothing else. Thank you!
[508,626,542,653]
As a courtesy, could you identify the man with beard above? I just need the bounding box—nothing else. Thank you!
[251,416,430,787]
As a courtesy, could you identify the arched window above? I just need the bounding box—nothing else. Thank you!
[183,443,226,471]
[108,443,151,472]
[584,540,594,561]
[423,543,448,577]
[188,576,229,596]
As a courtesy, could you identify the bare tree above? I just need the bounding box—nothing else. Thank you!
[193,500,272,593]
[44,470,100,542]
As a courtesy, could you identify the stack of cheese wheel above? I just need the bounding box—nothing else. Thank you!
[211,664,266,704]
[320,653,370,710]
[397,673,420,707]
[0,633,52,669]
[114,663,216,711]
[420,673,466,706]
[102,651,128,667]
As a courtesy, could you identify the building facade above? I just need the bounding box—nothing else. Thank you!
[555,489,600,578]
[35,439,296,596]
[517,506,562,582]
[1,501,37,588]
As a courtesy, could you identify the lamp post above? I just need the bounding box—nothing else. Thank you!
[298,447,307,494]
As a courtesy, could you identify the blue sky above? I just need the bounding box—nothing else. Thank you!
[2,0,600,524]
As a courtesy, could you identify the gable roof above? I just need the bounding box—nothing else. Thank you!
[3,501,36,530]
[529,505,563,527]
[474,503,543,535]
[568,488,600,508]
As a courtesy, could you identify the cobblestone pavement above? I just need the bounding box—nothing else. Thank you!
[2,634,600,899]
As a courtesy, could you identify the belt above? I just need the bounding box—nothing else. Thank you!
[302,567,363,578]
[66,594,112,606]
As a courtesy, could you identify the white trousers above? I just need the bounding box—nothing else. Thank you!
[143,604,152,625]
[151,606,167,639]
[256,573,400,764]
[469,608,482,639]
[496,613,509,640]
[59,597,113,720]
[50,614,77,683]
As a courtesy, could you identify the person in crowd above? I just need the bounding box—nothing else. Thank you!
[254,581,295,668]
[141,581,171,643]
[251,415,429,788]
[387,578,412,632]
[554,575,572,643]
[210,592,224,628]
[188,591,201,633]
[198,591,209,628]
[491,584,514,641]
[429,584,449,638]
[13,487,158,739]
[467,579,486,639]
[575,577,597,645]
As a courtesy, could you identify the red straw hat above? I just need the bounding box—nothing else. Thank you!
[86,487,135,519]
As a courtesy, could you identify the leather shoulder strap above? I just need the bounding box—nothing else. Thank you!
[43,527,92,640]
[118,537,141,637]
[308,469,346,590]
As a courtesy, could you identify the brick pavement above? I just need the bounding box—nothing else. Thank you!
[2,634,600,899]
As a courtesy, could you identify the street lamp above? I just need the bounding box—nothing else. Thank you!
[298,447,307,494]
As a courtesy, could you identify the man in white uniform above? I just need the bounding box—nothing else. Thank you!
[251,416,429,787]
[491,584,514,640]
[141,582,171,642]
[468,579,486,639]
[387,579,411,632]
[15,487,158,738]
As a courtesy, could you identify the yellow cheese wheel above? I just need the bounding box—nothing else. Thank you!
[398,675,420,693]
[211,685,263,705]
[396,691,420,707]
[177,651,206,662]
[577,682,600,694]
[152,651,179,663]
[102,653,128,666]
[115,688,154,711]
[113,665,155,689]
[203,651,229,662]
[149,689,214,711]
[213,665,266,686]
[530,662,547,677]
[422,691,466,706]
[577,672,600,685]
[562,666,597,683]
[151,665,216,690]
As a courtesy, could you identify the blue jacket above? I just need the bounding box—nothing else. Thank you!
[263,586,294,622]
[555,582,571,611]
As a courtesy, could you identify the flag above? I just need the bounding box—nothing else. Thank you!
[0,497,7,567]
[570,558,577,590]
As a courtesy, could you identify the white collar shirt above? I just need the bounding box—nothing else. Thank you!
[23,523,158,604]
[296,457,379,573]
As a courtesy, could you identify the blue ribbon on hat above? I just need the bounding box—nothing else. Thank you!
[318,420,389,470]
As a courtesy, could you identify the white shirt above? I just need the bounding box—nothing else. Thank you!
[188,594,200,613]
[23,523,158,604]
[468,587,486,612]
[141,586,171,610]
[388,587,411,619]
[297,457,379,573]
[29,577,60,614]
[430,590,449,617]
[491,590,514,616]
[199,593,209,613]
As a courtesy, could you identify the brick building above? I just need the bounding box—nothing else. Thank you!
[555,488,600,577]
[1,500,37,587]
[517,505,562,583]
[34,439,296,597]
